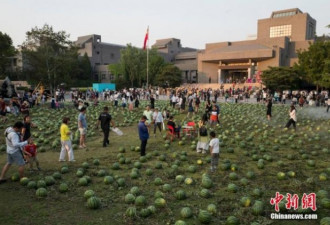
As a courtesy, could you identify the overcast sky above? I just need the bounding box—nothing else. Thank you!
[1,0,329,49]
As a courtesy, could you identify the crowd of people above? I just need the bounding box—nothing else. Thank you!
[0,85,329,183]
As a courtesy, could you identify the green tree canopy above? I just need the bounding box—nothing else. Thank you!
[109,45,166,88]
[261,67,303,91]
[156,64,182,88]
[22,24,92,92]
[296,40,330,89]
[0,32,16,77]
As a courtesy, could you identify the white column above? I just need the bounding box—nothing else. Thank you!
[248,68,251,79]
[218,69,221,84]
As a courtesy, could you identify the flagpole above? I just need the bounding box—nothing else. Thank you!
[146,26,149,89]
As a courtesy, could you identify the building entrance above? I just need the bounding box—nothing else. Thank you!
[223,70,248,84]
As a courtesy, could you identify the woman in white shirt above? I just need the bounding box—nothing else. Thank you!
[153,108,163,137]
[285,105,297,130]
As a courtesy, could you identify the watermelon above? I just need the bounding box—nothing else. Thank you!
[124,193,136,204]
[82,162,89,169]
[27,181,37,189]
[229,172,238,180]
[226,216,239,225]
[76,170,84,177]
[59,183,69,193]
[277,172,286,180]
[87,196,101,209]
[154,191,164,198]
[184,178,193,185]
[201,177,213,189]
[126,207,137,218]
[155,162,163,169]
[227,183,238,193]
[154,177,163,186]
[175,220,187,225]
[117,178,125,187]
[321,198,330,209]
[317,190,328,199]
[320,217,330,225]
[175,190,187,200]
[198,210,212,224]
[84,190,95,199]
[139,208,151,218]
[61,166,69,174]
[93,159,100,166]
[36,188,47,198]
[200,189,211,198]
[11,173,20,182]
[162,184,172,192]
[97,170,106,177]
[78,177,88,186]
[180,207,192,218]
[252,200,264,215]
[148,205,156,214]
[175,175,185,183]
[146,168,153,176]
[207,204,217,215]
[154,198,166,208]
[112,162,120,170]
[130,186,140,196]
[37,180,47,188]
[20,177,29,186]
[104,176,114,185]
[240,197,251,207]
[52,172,62,179]
[135,195,146,206]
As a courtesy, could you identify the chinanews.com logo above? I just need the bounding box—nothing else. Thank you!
[269,192,318,220]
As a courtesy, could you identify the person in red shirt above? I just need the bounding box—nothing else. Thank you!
[23,139,41,171]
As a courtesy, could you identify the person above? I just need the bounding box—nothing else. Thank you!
[266,99,272,121]
[150,95,155,109]
[327,98,330,113]
[195,96,200,113]
[134,97,140,108]
[21,115,37,141]
[187,98,194,118]
[205,100,212,118]
[78,107,87,148]
[0,122,29,183]
[209,131,220,173]
[138,116,149,156]
[153,108,163,137]
[143,105,153,125]
[197,118,208,154]
[121,96,127,109]
[299,96,305,107]
[59,117,74,162]
[167,116,181,134]
[23,138,41,171]
[209,106,218,127]
[0,97,8,122]
[128,96,134,111]
[96,106,116,147]
[285,105,297,131]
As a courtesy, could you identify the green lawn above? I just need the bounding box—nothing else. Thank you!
[0,101,329,225]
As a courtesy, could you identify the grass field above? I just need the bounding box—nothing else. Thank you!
[0,101,329,225]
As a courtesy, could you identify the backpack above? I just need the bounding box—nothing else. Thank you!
[199,126,208,136]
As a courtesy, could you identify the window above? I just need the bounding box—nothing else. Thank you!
[270,25,292,38]
[111,53,114,58]
[96,51,100,55]
[101,74,106,80]
[308,22,314,39]
[272,11,296,18]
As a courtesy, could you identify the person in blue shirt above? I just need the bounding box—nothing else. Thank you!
[138,116,149,156]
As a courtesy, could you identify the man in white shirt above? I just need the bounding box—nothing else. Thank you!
[0,122,29,183]
[209,131,220,173]
[152,108,163,137]
[143,105,153,125]
[171,95,177,108]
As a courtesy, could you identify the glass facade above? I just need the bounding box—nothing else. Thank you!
[270,25,292,38]
[272,11,296,18]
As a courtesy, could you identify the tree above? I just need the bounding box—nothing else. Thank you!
[261,67,303,91]
[109,45,166,88]
[0,32,16,77]
[156,64,182,88]
[296,40,330,90]
[22,24,87,92]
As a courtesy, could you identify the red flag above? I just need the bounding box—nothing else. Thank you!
[143,27,149,50]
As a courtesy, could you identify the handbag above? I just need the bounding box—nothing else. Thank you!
[111,127,123,136]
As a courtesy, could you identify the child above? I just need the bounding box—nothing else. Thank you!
[209,131,220,173]
[209,106,218,127]
[23,139,41,171]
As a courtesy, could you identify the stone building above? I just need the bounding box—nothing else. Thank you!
[152,38,198,83]
[197,8,316,84]
[75,34,125,83]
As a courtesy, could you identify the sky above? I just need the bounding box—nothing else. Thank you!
[0,0,329,49]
